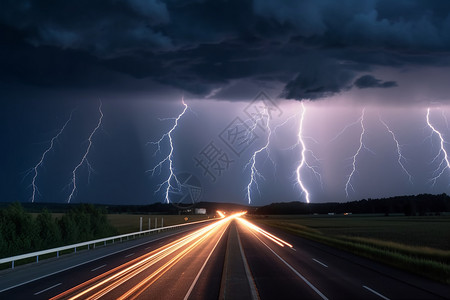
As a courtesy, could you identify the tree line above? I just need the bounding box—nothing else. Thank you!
[254,194,450,215]
[0,203,117,258]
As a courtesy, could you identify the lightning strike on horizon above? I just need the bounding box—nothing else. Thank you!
[67,102,103,203]
[426,108,450,186]
[379,118,413,184]
[27,111,73,202]
[148,98,188,203]
[345,108,369,198]
[244,108,272,204]
[295,102,318,203]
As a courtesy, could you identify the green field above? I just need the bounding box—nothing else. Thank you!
[252,214,450,284]
[31,213,214,235]
[107,214,213,234]
[253,214,450,249]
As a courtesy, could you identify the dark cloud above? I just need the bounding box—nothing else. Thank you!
[354,75,398,89]
[0,0,449,100]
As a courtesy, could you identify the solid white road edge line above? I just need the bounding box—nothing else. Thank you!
[236,225,260,300]
[183,224,228,300]
[250,230,329,300]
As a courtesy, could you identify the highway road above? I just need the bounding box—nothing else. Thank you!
[1,213,449,300]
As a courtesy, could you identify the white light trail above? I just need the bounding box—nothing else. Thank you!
[67,101,103,203]
[379,117,413,184]
[148,98,188,203]
[426,108,450,186]
[27,111,73,202]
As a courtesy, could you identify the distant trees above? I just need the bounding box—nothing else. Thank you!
[254,194,450,215]
[0,203,117,258]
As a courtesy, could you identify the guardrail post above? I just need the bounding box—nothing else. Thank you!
[74,247,76,253]
[12,261,14,269]
[161,217,164,229]
[57,251,59,258]
[104,241,106,247]
[149,218,151,230]
[140,217,143,233]
[36,255,39,263]
[88,244,90,250]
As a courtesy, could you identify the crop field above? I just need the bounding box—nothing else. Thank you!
[253,214,450,249]
[252,214,450,284]
[107,214,213,234]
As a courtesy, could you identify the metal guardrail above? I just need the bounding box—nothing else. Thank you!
[0,218,215,269]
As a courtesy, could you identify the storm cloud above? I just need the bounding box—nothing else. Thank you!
[1,0,450,100]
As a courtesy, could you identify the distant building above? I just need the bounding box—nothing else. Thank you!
[195,208,206,215]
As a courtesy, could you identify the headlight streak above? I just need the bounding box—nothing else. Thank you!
[217,210,225,218]
[26,110,74,202]
[236,217,293,248]
[147,98,188,203]
[67,101,103,203]
[51,212,246,300]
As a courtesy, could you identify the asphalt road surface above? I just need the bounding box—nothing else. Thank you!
[1,214,449,300]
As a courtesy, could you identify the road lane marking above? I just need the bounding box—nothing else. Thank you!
[363,285,390,300]
[312,258,328,268]
[90,264,106,272]
[125,253,135,258]
[34,283,62,295]
[250,231,328,300]
[183,226,228,300]
[236,227,260,300]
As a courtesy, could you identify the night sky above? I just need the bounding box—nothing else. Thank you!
[2,0,450,205]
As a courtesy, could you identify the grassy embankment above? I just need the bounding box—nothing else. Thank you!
[30,214,213,235]
[253,215,450,284]
[107,214,212,234]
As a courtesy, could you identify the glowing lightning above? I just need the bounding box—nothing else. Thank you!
[27,111,73,202]
[426,108,450,186]
[379,118,413,184]
[148,99,188,203]
[345,108,368,198]
[67,101,103,203]
[296,102,312,203]
[244,108,271,204]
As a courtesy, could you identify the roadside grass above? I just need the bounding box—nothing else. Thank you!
[253,215,450,284]
[1,214,212,270]
[107,214,212,234]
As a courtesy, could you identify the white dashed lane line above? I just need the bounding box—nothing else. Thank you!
[312,258,328,268]
[91,264,107,272]
[363,285,390,300]
[34,283,62,296]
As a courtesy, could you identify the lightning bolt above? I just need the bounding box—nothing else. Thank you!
[379,117,413,184]
[67,101,103,203]
[27,111,73,202]
[148,98,188,203]
[426,108,450,186]
[345,108,370,198]
[244,108,272,204]
[295,102,322,203]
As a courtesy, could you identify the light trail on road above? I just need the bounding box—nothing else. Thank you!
[50,212,246,300]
